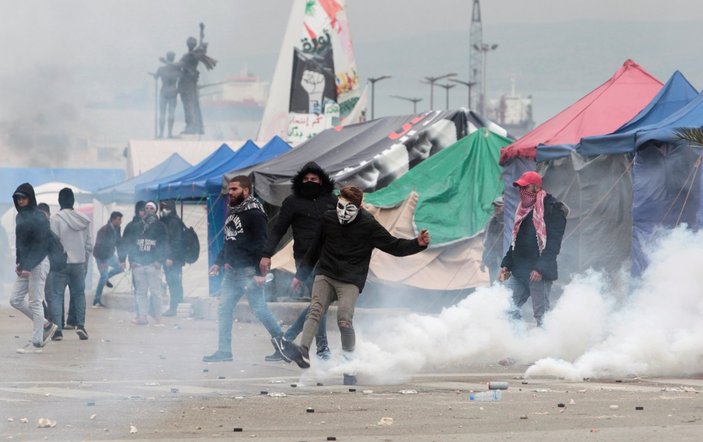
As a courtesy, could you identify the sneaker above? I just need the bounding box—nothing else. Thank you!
[42,322,58,346]
[105,280,113,288]
[91,303,106,309]
[316,346,331,361]
[264,350,283,362]
[52,331,63,341]
[343,374,357,386]
[17,343,43,354]
[76,326,89,341]
[162,309,177,317]
[282,342,310,369]
[64,324,76,330]
[131,317,148,326]
[271,336,292,363]
[202,351,233,362]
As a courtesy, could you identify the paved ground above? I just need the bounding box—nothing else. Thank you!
[1,303,702,441]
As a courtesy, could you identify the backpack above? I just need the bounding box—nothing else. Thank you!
[181,224,200,265]
[48,231,67,272]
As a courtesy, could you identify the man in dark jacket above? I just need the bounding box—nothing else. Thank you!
[92,211,124,308]
[159,200,185,317]
[118,201,146,319]
[281,186,430,384]
[10,183,58,352]
[125,201,168,325]
[499,171,567,327]
[259,162,337,362]
[203,176,285,363]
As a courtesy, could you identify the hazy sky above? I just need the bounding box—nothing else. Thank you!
[0,0,701,145]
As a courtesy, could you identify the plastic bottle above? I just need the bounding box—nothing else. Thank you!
[469,390,502,401]
[265,273,274,284]
[488,381,509,390]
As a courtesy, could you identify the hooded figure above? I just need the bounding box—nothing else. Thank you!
[118,201,147,264]
[261,161,337,264]
[13,183,51,273]
[51,188,92,265]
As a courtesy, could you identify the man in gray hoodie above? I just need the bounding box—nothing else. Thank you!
[48,188,93,341]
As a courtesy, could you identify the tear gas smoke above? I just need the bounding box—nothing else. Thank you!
[314,227,703,384]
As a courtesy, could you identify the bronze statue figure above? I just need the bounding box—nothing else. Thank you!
[152,51,181,138]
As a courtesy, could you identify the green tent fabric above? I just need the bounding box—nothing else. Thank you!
[364,128,510,245]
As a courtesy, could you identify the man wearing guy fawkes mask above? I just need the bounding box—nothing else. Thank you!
[260,162,337,362]
[281,186,431,385]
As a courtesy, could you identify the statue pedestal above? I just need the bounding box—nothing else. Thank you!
[177,133,203,141]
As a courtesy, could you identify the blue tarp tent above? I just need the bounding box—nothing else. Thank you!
[135,143,236,201]
[93,153,191,204]
[534,72,699,279]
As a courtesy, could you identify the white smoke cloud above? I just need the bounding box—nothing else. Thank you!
[314,226,703,384]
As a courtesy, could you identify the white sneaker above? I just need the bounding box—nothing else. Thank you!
[17,343,43,354]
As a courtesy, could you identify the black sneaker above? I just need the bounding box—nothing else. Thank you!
[64,324,76,330]
[52,330,63,341]
[202,351,233,362]
[264,350,283,362]
[343,374,357,386]
[271,336,292,363]
[282,342,310,369]
[105,280,113,288]
[41,322,58,346]
[76,326,89,341]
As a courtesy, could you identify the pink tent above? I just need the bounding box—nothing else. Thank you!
[499,59,663,165]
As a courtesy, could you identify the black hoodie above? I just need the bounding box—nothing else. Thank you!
[261,162,337,264]
[118,201,145,263]
[13,183,51,271]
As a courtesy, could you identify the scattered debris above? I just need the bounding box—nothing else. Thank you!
[37,418,57,428]
[377,417,394,426]
[520,415,528,420]
[327,437,337,441]
[144,382,160,386]
[615,380,622,383]
[635,406,644,411]
[578,389,587,393]
[203,369,209,373]
[218,376,225,380]
[86,401,96,406]
[557,403,566,408]
[268,392,286,397]
[7,418,13,422]
[363,390,374,394]
[90,414,97,420]
[171,388,179,394]
[590,428,599,433]
[399,389,417,395]
[488,382,509,390]
[569,399,576,405]
[270,380,282,384]
[260,391,268,395]
[306,408,315,413]
[498,358,516,366]
[348,388,356,393]
[233,427,243,432]
[159,355,166,360]
[129,425,138,434]
[20,418,28,424]
[317,382,324,386]
[609,405,619,410]
[290,384,297,388]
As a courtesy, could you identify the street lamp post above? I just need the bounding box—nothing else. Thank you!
[422,73,457,110]
[390,95,423,114]
[436,83,456,109]
[472,43,498,116]
[368,75,392,120]
[449,78,477,110]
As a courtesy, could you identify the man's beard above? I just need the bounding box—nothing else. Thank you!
[229,194,245,207]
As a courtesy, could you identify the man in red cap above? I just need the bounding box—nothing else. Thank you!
[499,171,567,326]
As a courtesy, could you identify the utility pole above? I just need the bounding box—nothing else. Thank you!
[368,75,391,120]
[436,83,456,109]
[469,0,483,113]
[422,73,457,110]
[390,95,423,114]
[449,78,477,110]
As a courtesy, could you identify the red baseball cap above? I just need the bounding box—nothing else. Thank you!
[513,171,542,188]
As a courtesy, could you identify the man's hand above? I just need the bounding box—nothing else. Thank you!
[208,264,220,276]
[290,277,303,293]
[498,267,511,282]
[20,270,31,278]
[529,270,543,282]
[417,229,430,247]
[165,259,174,267]
[259,257,271,276]
[15,265,21,277]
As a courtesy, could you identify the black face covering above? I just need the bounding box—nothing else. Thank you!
[300,181,322,198]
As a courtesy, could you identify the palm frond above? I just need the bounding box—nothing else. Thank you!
[675,127,703,148]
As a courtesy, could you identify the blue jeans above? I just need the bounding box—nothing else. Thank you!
[48,263,87,329]
[284,305,328,351]
[95,255,123,304]
[164,265,184,311]
[217,266,283,354]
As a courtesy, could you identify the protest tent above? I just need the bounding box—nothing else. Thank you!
[93,153,191,204]
[535,71,698,278]
[499,60,663,254]
[271,128,511,290]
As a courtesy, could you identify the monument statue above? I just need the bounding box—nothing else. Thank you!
[175,23,217,135]
[152,51,181,138]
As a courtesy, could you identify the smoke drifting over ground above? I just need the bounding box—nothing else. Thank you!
[312,227,703,385]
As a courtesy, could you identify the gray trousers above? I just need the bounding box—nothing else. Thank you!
[133,264,164,320]
[506,275,552,326]
[301,275,359,352]
[10,258,49,345]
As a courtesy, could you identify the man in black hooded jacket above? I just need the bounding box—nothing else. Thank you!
[259,162,337,362]
[10,183,58,352]
[118,201,146,319]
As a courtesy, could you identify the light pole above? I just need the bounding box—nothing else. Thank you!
[436,83,456,109]
[390,95,423,114]
[449,78,477,110]
[368,75,391,120]
[422,73,457,110]
[473,43,498,116]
